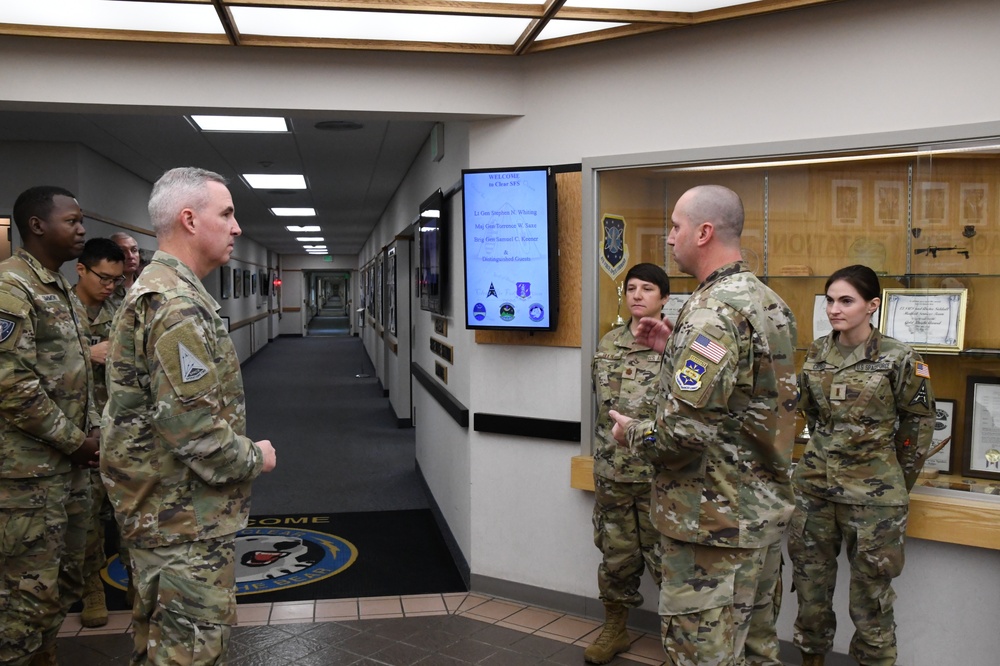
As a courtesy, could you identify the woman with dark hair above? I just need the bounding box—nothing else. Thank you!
[586,262,669,664]
[789,264,936,666]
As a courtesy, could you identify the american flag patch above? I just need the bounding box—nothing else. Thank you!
[690,334,726,363]
[915,362,930,379]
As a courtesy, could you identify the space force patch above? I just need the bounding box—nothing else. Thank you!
[178,342,209,382]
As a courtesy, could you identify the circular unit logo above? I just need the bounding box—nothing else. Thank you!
[101,526,358,596]
[528,303,545,322]
[499,303,516,321]
[473,302,486,321]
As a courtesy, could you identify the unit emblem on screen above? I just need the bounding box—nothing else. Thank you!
[487,282,498,298]
[516,282,531,299]
[528,304,545,322]
[499,303,516,321]
[473,302,487,321]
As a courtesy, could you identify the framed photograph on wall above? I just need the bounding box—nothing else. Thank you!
[917,181,948,225]
[960,183,988,226]
[234,268,242,298]
[831,179,862,226]
[251,271,257,295]
[388,247,397,337]
[220,265,231,299]
[924,399,954,474]
[243,269,251,297]
[963,377,1000,480]
[874,181,904,227]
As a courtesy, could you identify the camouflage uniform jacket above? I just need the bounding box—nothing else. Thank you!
[0,249,97,478]
[793,327,935,505]
[72,289,118,413]
[592,321,662,483]
[627,261,799,549]
[101,251,264,549]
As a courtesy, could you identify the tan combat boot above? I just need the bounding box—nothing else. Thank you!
[80,571,108,628]
[800,651,825,666]
[584,603,631,664]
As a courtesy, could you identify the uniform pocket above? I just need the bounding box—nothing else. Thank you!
[157,570,237,626]
[0,486,47,558]
[855,513,906,580]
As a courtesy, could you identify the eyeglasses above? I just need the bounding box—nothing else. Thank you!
[84,264,126,287]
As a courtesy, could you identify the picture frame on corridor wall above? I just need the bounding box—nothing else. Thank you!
[220,265,231,299]
[879,288,967,354]
[831,179,862,226]
[924,399,954,474]
[963,377,1000,481]
[234,268,242,298]
[243,269,251,297]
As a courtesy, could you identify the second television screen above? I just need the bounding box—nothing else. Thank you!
[462,166,557,331]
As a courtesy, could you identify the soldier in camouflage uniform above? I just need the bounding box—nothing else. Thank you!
[789,265,935,666]
[610,185,798,666]
[71,238,127,628]
[102,167,277,665]
[586,262,670,664]
[0,186,101,666]
[107,232,141,311]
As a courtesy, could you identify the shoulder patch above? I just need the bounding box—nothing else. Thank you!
[155,320,217,400]
[915,362,930,379]
[0,317,15,344]
[690,333,727,364]
[909,379,930,408]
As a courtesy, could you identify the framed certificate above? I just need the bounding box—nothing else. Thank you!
[879,288,967,354]
[924,399,954,474]
[963,377,1000,480]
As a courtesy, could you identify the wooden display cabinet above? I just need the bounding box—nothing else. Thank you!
[590,141,1000,549]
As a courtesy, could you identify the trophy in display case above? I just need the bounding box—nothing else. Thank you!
[612,281,627,328]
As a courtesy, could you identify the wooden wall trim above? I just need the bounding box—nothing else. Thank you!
[230,312,269,331]
[411,362,468,427]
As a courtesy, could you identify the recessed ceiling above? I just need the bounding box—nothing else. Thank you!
[0,0,841,56]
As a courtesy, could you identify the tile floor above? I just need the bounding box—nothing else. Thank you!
[57,592,668,665]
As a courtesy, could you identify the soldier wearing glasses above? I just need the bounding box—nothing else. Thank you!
[71,237,127,629]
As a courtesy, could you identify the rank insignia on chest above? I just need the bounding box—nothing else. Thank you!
[623,366,636,379]
[831,383,847,401]
[675,357,706,391]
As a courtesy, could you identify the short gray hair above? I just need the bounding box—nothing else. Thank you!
[685,185,744,241]
[148,167,228,235]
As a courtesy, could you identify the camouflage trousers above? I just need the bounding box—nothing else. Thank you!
[130,536,238,665]
[657,536,771,666]
[744,540,784,666]
[83,470,131,583]
[787,493,907,666]
[0,469,91,665]
[592,476,662,607]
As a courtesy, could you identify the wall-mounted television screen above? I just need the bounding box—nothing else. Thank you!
[461,166,558,331]
[418,188,446,315]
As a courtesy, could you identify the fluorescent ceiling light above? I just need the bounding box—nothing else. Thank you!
[564,1,758,10]
[271,208,316,216]
[244,174,306,190]
[191,115,287,132]
[231,7,529,45]
[285,225,321,232]
[0,0,224,34]
[537,19,627,41]
[420,209,440,218]
[296,237,325,242]
[303,245,327,249]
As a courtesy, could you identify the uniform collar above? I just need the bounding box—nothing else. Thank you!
[612,318,657,352]
[820,325,883,364]
[150,250,221,312]
[698,260,749,290]
[15,248,70,289]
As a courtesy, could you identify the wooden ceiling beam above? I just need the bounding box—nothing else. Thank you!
[0,23,229,45]
[513,0,565,56]
[226,0,545,19]
[238,33,514,55]
[212,0,242,45]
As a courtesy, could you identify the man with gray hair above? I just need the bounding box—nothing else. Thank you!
[102,167,277,664]
[109,232,142,308]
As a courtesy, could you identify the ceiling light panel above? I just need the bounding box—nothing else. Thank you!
[0,0,224,34]
[244,174,306,190]
[296,237,325,242]
[562,0,758,10]
[270,208,316,216]
[191,115,288,132]
[285,225,321,232]
[230,7,531,45]
[537,19,627,41]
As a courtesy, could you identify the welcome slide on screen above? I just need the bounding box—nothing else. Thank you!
[463,169,551,328]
